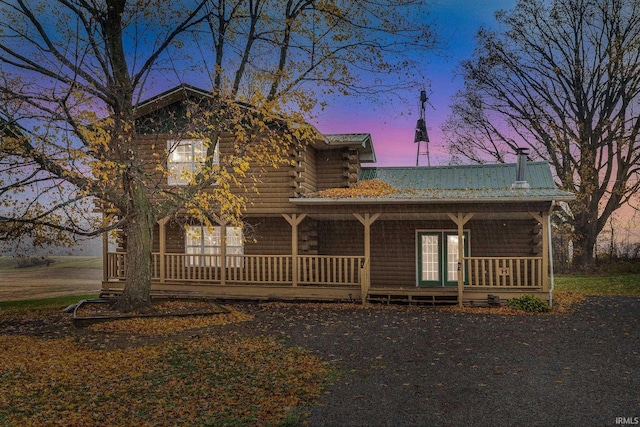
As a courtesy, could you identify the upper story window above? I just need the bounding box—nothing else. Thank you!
[167,138,219,185]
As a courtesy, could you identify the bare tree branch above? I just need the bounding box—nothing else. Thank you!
[444,0,640,266]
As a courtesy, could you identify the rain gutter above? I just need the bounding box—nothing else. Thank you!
[548,201,556,307]
[290,196,576,205]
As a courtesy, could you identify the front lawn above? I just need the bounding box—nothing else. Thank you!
[0,299,332,426]
[0,295,98,313]
[554,272,640,296]
[0,256,102,271]
[1,265,638,425]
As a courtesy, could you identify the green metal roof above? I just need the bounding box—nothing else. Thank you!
[359,162,556,190]
[356,162,575,202]
[292,161,575,204]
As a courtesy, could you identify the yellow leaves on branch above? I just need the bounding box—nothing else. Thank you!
[183,181,247,222]
[312,179,397,198]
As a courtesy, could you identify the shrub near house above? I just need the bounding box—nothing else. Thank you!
[507,294,550,313]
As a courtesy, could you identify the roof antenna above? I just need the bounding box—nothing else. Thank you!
[414,89,430,167]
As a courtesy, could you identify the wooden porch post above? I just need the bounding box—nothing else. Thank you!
[158,217,169,284]
[220,224,227,285]
[102,213,109,283]
[529,211,549,291]
[447,212,474,307]
[354,213,380,304]
[283,214,306,286]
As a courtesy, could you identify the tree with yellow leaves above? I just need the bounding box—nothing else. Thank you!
[0,0,436,311]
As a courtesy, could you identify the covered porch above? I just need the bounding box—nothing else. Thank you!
[101,209,552,306]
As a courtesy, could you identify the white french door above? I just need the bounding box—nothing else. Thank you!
[417,231,468,287]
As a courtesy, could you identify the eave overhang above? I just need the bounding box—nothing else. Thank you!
[290,193,576,205]
[322,133,376,163]
[134,84,213,118]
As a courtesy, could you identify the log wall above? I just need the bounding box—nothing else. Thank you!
[317,218,539,287]
[315,148,359,190]
[154,217,539,287]
[244,217,292,255]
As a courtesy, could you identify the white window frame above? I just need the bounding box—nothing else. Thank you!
[185,225,244,267]
[167,138,219,186]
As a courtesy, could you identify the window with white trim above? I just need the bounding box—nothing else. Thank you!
[185,225,244,267]
[167,138,219,185]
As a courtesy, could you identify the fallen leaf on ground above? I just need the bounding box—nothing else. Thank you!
[87,306,253,335]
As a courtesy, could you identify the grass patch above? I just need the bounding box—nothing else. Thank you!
[554,272,640,296]
[0,256,102,271]
[0,295,98,313]
[0,256,17,270]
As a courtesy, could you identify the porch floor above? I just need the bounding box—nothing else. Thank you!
[100,282,543,306]
[100,281,363,303]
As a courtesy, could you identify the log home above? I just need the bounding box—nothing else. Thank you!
[101,85,575,306]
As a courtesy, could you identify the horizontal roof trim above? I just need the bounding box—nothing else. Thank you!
[134,84,213,118]
[291,194,575,205]
[324,133,371,145]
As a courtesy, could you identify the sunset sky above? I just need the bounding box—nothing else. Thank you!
[313,0,638,241]
[314,0,518,167]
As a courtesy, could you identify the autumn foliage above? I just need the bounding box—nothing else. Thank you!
[0,306,331,426]
[312,179,397,198]
[0,0,437,312]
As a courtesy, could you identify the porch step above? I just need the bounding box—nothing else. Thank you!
[367,289,459,306]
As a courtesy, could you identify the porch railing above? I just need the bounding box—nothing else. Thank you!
[164,253,224,282]
[226,255,292,284]
[298,255,363,286]
[107,252,127,280]
[464,257,543,288]
[107,252,541,289]
[106,252,362,286]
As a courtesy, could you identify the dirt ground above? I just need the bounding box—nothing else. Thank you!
[0,267,102,301]
[222,297,640,426]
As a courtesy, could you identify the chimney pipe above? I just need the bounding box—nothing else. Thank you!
[512,147,530,189]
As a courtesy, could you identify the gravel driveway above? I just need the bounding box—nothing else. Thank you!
[223,296,639,426]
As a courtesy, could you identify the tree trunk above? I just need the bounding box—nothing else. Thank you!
[572,231,597,270]
[114,182,155,312]
[571,211,599,270]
